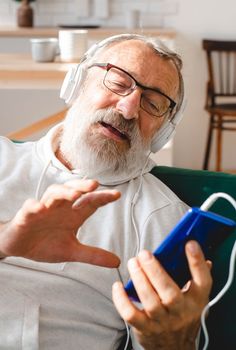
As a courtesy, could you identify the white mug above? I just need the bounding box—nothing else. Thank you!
[126,9,140,29]
[58,30,88,62]
[30,38,59,62]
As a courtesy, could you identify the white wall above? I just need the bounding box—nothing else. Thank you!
[172,0,236,170]
[0,0,177,27]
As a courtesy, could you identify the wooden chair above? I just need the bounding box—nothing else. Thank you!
[202,39,236,172]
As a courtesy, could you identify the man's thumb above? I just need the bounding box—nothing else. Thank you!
[72,244,120,268]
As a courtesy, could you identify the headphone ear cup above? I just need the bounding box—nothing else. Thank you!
[60,67,76,102]
[151,122,175,153]
[150,101,186,153]
[60,35,140,105]
[60,64,86,105]
[60,35,140,106]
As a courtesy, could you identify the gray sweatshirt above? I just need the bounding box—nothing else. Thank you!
[0,125,188,350]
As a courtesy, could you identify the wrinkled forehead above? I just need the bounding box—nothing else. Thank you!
[94,40,157,72]
[93,39,180,96]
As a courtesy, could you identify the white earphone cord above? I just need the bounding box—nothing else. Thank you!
[199,192,236,350]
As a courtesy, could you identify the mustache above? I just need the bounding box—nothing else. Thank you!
[91,107,138,139]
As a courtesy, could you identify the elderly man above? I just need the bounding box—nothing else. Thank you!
[0,34,212,349]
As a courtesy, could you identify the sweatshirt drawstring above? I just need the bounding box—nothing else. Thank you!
[35,159,51,200]
[131,151,152,256]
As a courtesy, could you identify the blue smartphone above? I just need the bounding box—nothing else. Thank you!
[125,207,236,302]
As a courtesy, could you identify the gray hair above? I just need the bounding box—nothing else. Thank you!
[81,33,184,113]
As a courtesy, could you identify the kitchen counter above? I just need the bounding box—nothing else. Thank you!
[0,53,72,89]
[0,26,176,40]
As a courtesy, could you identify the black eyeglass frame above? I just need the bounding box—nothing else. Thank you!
[88,62,177,118]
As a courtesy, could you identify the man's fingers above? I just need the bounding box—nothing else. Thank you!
[127,255,165,319]
[40,180,120,212]
[64,179,99,192]
[206,260,213,270]
[72,190,121,209]
[71,243,120,268]
[136,250,181,309]
[40,186,82,208]
[185,241,213,293]
[71,190,121,227]
[40,180,99,208]
[112,281,147,329]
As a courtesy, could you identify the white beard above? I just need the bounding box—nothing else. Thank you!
[58,99,150,179]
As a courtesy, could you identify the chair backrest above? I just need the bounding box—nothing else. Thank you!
[203,39,236,104]
[151,165,236,349]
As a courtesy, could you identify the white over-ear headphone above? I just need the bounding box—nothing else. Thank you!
[60,34,131,105]
[60,34,186,153]
[60,64,87,105]
[150,99,186,153]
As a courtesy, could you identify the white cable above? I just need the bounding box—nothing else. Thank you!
[198,192,236,350]
[116,267,131,350]
[35,159,51,200]
[201,240,236,350]
[131,200,140,255]
[123,322,131,350]
[130,151,151,256]
[200,192,236,211]
[195,327,201,349]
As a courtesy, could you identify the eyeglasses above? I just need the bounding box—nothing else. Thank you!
[88,63,176,118]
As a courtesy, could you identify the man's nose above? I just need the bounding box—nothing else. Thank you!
[115,89,141,119]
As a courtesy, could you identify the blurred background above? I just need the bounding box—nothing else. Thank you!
[0,0,235,172]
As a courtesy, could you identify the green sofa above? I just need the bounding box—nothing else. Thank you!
[150,166,236,350]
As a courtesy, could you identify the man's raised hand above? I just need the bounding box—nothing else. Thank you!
[0,179,120,268]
